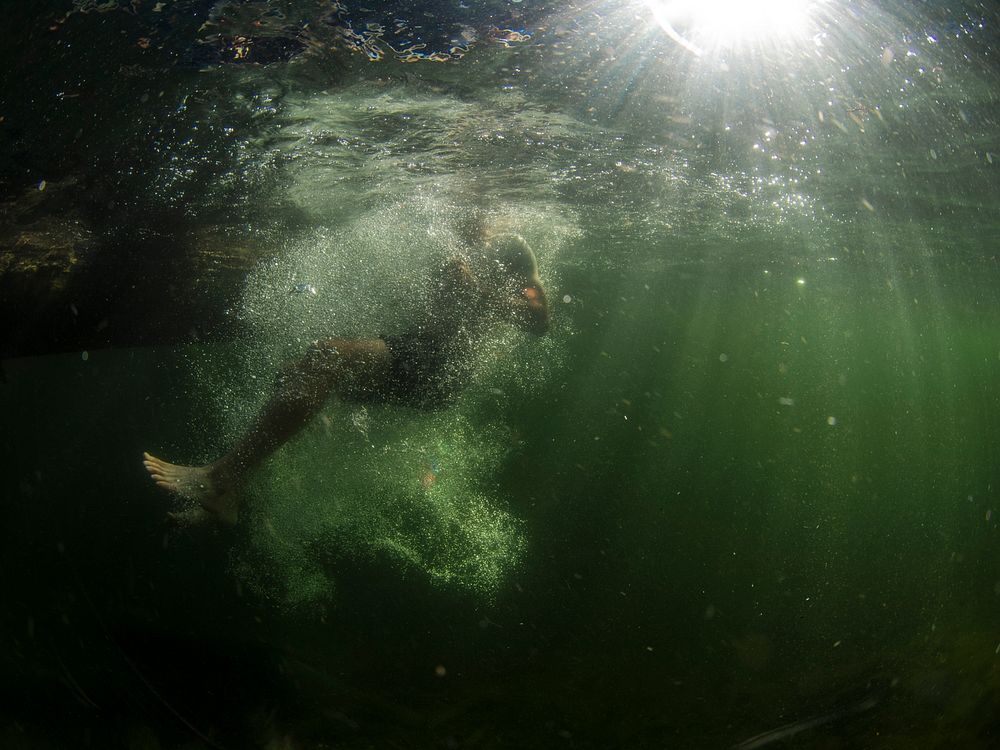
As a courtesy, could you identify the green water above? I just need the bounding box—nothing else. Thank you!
[2,1,1000,748]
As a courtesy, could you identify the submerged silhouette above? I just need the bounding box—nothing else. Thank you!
[144,227,550,525]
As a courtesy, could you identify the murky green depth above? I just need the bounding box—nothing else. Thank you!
[2,1,1000,748]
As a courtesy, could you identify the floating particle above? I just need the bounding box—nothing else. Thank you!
[827,416,837,426]
[929,148,937,159]
[81,351,89,361]
[562,294,572,304]
[350,406,370,441]
[719,353,728,363]
[778,397,795,406]
[796,278,806,286]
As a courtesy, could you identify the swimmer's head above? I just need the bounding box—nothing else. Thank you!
[458,207,518,247]
[473,234,548,335]
[478,234,539,286]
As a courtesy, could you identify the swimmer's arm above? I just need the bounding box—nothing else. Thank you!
[438,256,549,334]
[437,256,482,300]
[440,256,475,283]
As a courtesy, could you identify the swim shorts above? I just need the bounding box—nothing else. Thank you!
[379,329,466,409]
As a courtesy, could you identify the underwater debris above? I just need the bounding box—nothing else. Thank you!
[490,27,532,47]
[733,683,884,749]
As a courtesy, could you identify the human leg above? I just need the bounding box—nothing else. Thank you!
[143,338,390,524]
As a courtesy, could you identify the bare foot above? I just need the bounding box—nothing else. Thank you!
[142,452,240,525]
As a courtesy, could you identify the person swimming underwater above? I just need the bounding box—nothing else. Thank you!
[143,228,549,525]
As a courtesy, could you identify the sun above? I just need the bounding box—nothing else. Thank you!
[645,0,818,55]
